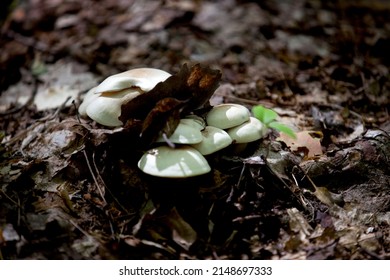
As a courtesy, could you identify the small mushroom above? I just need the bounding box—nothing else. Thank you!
[205,103,250,129]
[138,145,211,178]
[191,126,232,155]
[181,115,206,130]
[155,119,203,144]
[227,117,267,143]
[79,68,171,126]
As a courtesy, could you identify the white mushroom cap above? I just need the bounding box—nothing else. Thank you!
[78,68,171,126]
[85,88,142,127]
[156,119,203,144]
[191,126,232,155]
[95,68,171,94]
[138,145,211,178]
[206,103,250,129]
[227,117,267,143]
[78,86,98,117]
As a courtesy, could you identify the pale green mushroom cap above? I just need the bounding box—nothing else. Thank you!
[181,115,206,130]
[191,126,232,155]
[206,103,250,129]
[156,119,203,144]
[227,117,267,143]
[138,146,211,178]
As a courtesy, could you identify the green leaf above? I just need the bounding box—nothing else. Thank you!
[252,105,278,125]
[269,122,296,139]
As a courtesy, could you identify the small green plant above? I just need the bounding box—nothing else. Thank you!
[252,105,296,139]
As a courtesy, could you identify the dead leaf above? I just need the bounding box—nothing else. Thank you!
[133,206,197,251]
[278,130,323,158]
[33,61,98,111]
[1,224,20,242]
[287,208,313,236]
[162,207,197,251]
[140,97,184,145]
[313,186,343,208]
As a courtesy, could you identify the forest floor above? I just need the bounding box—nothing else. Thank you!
[0,0,389,259]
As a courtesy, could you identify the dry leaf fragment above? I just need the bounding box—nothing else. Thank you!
[140,97,184,145]
[278,131,323,158]
[133,206,197,251]
[162,207,197,251]
[185,63,222,110]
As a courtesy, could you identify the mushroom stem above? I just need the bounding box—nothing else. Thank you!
[162,133,176,149]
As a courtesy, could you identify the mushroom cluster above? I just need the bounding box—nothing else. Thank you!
[139,103,268,178]
[79,68,268,179]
